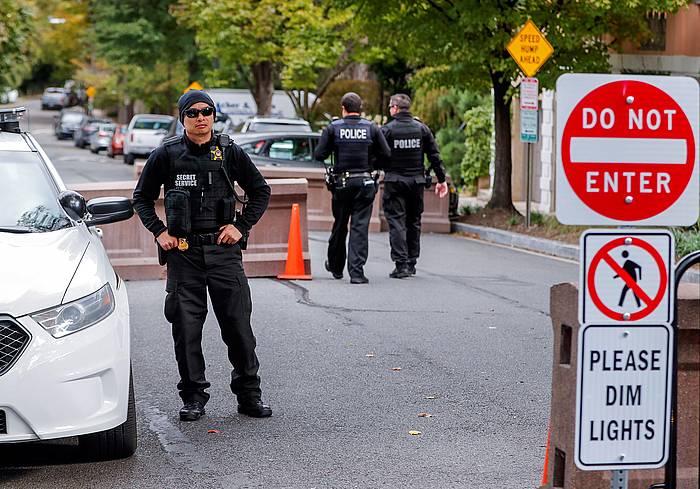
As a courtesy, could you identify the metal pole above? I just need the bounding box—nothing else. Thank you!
[611,470,629,489]
[663,250,700,489]
[525,142,532,227]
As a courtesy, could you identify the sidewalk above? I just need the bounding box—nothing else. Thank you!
[451,206,700,284]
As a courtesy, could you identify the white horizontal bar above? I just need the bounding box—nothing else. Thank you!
[569,137,687,164]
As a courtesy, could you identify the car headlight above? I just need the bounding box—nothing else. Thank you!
[31,284,115,338]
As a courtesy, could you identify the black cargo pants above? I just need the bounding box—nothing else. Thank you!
[164,243,261,406]
[327,176,377,279]
[382,177,425,267]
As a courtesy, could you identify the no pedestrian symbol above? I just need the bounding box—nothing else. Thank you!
[580,230,674,325]
[556,74,699,226]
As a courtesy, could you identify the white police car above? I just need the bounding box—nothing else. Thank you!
[0,108,136,459]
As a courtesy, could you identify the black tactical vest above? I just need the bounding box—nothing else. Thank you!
[163,136,233,232]
[385,115,424,176]
[331,117,373,173]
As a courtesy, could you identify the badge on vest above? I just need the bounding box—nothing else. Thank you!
[210,146,224,161]
[175,174,197,187]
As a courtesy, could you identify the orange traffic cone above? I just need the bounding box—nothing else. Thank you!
[277,203,312,280]
[540,423,551,486]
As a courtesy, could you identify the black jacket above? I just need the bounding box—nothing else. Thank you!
[381,111,446,183]
[314,115,391,173]
[133,133,271,238]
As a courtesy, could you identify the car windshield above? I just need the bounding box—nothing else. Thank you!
[249,122,311,133]
[62,112,83,123]
[0,152,72,233]
[46,88,64,94]
[133,119,171,130]
[99,124,116,132]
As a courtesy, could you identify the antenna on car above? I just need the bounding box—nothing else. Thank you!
[0,107,27,134]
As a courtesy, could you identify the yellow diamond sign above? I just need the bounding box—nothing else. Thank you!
[507,19,553,78]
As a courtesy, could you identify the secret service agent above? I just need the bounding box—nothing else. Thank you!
[132,90,272,421]
[314,92,391,284]
[381,93,448,278]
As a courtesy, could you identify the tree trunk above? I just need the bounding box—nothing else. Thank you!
[487,72,515,212]
[250,61,274,116]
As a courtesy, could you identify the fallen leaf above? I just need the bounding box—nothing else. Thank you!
[418,412,433,418]
[207,429,219,434]
[425,395,437,400]
[408,430,422,436]
[365,353,375,358]
[391,367,402,371]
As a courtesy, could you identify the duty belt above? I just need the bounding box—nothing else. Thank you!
[186,232,220,246]
[334,171,372,179]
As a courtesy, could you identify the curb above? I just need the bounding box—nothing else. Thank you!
[451,222,700,284]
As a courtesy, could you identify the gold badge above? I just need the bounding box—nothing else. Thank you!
[177,238,189,251]
[211,146,224,161]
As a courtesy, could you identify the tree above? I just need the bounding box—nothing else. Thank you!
[0,1,36,91]
[176,0,288,116]
[348,0,692,211]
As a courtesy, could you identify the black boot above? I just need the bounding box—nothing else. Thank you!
[407,264,416,275]
[389,264,410,279]
[179,400,205,421]
[238,398,273,418]
[325,260,343,279]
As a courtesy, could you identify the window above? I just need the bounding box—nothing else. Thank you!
[0,153,71,233]
[640,12,666,51]
[268,138,311,161]
[240,139,267,155]
[133,119,172,130]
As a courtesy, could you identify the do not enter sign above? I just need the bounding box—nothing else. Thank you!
[556,74,699,225]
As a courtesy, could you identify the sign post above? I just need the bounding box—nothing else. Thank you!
[507,21,552,227]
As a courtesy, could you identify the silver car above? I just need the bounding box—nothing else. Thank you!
[89,123,116,153]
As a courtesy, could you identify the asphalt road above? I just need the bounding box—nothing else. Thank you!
[0,101,579,488]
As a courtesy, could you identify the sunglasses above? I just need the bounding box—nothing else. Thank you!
[184,106,214,118]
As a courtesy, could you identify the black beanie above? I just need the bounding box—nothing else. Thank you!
[177,90,216,123]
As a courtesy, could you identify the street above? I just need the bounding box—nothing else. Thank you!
[1,101,579,488]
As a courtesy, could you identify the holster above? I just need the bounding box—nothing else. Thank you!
[157,241,167,266]
[164,189,191,237]
[424,170,433,189]
[235,211,248,250]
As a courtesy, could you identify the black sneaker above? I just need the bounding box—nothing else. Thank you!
[407,264,416,275]
[389,265,410,279]
[179,400,205,421]
[350,275,369,284]
[325,260,343,279]
[237,399,273,418]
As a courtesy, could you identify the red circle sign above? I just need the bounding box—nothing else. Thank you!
[562,80,695,221]
[587,237,668,321]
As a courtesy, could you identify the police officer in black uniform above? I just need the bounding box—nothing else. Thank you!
[314,92,391,284]
[381,93,448,278]
[133,90,272,421]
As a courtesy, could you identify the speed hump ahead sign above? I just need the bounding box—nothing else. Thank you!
[579,230,674,325]
[556,74,699,226]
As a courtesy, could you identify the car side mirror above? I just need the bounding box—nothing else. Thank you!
[84,197,134,226]
[59,190,87,220]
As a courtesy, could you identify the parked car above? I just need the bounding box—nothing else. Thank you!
[54,109,85,140]
[234,131,324,169]
[107,124,128,158]
[0,107,136,459]
[73,116,111,148]
[0,88,18,105]
[123,114,174,165]
[89,122,117,153]
[41,87,75,110]
[234,116,312,134]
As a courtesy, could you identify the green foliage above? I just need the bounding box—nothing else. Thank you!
[672,220,700,258]
[507,214,521,227]
[435,126,466,186]
[315,79,381,119]
[530,211,546,226]
[461,104,492,186]
[0,1,36,90]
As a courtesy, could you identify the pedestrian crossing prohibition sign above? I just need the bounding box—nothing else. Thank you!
[579,230,674,325]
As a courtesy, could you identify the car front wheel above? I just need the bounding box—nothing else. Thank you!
[78,369,137,460]
[123,153,135,165]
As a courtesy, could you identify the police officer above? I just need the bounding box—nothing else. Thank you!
[314,92,391,284]
[381,94,448,278]
[133,90,272,421]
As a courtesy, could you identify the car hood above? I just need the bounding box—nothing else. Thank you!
[0,227,89,317]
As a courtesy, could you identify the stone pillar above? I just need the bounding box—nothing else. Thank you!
[541,282,699,488]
